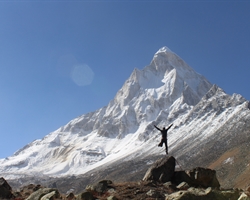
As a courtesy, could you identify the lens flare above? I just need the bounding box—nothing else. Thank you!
[70,64,94,86]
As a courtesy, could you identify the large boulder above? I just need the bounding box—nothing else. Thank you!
[76,191,95,200]
[186,167,220,188]
[143,156,220,189]
[173,167,220,188]
[143,156,176,183]
[0,177,13,199]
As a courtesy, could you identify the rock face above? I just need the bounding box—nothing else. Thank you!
[173,168,220,188]
[186,167,220,188]
[143,156,176,182]
[142,156,220,189]
[0,177,12,199]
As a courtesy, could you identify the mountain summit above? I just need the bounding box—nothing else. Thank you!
[1,47,250,190]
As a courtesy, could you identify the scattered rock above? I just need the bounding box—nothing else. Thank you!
[1,156,249,200]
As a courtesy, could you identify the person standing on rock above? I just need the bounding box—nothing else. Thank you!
[154,124,173,154]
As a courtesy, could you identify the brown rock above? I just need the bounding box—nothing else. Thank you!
[0,177,13,199]
[186,167,220,188]
[66,192,75,200]
[143,156,176,183]
[173,167,220,188]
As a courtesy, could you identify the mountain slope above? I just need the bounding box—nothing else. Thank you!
[1,46,250,190]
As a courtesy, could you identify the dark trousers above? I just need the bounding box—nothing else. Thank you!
[158,139,168,153]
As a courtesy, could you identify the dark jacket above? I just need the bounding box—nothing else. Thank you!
[154,124,173,140]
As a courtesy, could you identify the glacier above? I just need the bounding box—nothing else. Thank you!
[0,46,250,188]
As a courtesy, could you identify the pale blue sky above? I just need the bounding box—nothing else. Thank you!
[0,1,249,158]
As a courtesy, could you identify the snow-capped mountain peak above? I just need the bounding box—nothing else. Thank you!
[1,47,249,186]
[155,46,173,54]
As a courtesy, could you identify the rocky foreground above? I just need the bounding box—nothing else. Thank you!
[1,156,250,200]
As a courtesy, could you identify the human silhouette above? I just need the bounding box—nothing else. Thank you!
[154,124,173,154]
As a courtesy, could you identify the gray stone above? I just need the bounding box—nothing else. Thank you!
[26,188,59,200]
[143,156,176,183]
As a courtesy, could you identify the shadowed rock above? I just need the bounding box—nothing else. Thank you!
[186,167,220,188]
[143,156,220,189]
[143,156,176,182]
[0,177,12,199]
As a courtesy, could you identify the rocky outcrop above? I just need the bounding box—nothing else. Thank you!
[187,167,220,188]
[173,167,220,188]
[0,177,12,199]
[143,156,176,182]
[143,156,220,189]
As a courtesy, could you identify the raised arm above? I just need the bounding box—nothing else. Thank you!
[166,124,173,131]
[154,125,161,131]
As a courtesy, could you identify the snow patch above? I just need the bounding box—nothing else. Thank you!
[223,157,234,165]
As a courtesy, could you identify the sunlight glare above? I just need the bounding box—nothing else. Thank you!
[70,64,94,86]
